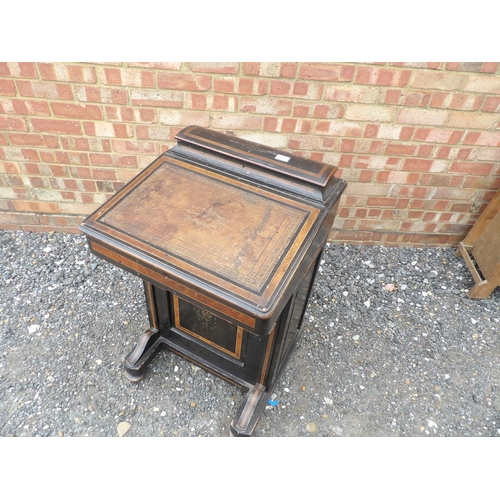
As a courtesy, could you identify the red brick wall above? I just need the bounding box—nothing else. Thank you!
[1,62,499,246]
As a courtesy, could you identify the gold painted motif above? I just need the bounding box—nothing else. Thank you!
[173,295,243,359]
[195,307,216,329]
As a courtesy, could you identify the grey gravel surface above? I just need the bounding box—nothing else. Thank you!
[1,229,499,438]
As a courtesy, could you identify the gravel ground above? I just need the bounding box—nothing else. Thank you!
[1,229,499,438]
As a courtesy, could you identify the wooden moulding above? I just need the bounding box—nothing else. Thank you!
[456,189,500,299]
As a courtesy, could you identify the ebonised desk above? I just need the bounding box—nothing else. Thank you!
[80,126,347,436]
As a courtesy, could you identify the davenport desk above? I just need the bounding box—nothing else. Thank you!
[79,126,347,436]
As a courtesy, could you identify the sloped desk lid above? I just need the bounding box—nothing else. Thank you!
[80,127,346,320]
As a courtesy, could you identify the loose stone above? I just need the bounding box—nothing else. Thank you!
[117,421,132,437]
[306,422,317,433]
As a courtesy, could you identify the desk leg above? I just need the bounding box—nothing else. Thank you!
[123,327,163,382]
[123,281,166,382]
[229,384,269,437]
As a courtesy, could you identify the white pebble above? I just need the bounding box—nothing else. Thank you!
[427,419,438,429]
[117,421,131,437]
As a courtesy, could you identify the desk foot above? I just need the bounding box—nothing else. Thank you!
[123,369,146,383]
[123,327,162,382]
[229,384,269,437]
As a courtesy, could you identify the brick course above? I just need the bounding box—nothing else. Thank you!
[0,62,499,246]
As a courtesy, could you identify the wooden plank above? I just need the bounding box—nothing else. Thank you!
[462,189,500,247]
[457,242,484,284]
[456,189,500,298]
[471,210,500,279]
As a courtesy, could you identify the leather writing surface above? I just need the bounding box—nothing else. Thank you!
[99,159,314,293]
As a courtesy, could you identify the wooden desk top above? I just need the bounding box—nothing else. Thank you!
[80,126,346,321]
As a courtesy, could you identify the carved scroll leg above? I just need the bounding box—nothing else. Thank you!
[123,327,163,382]
[229,384,269,437]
